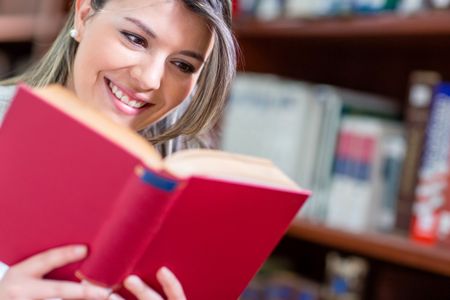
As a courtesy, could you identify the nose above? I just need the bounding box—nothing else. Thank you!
[130,55,165,91]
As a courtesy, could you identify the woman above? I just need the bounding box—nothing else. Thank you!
[0,0,237,299]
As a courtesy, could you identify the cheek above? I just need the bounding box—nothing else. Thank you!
[75,36,129,82]
[166,77,198,107]
[73,45,105,94]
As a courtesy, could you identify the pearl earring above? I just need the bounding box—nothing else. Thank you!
[69,28,78,39]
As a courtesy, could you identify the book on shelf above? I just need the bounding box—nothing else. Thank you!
[241,256,322,300]
[248,0,405,19]
[327,116,404,232]
[338,86,401,120]
[352,0,400,13]
[220,72,407,228]
[411,82,450,247]
[263,271,321,300]
[299,85,342,221]
[307,85,401,224]
[325,95,403,232]
[220,73,336,221]
[395,70,442,233]
[0,85,310,300]
[323,252,369,300]
[379,134,406,232]
[220,73,315,188]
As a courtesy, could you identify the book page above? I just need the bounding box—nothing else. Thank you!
[163,149,303,191]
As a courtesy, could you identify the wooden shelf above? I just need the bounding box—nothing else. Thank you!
[234,10,450,38]
[288,220,450,277]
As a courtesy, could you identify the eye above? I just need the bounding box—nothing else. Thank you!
[172,61,196,74]
[121,31,147,48]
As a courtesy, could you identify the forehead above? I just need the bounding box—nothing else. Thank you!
[101,0,202,23]
[100,0,213,47]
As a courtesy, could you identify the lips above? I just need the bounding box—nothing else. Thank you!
[105,78,152,115]
[108,81,147,107]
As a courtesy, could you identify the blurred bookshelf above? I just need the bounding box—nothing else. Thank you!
[289,220,450,277]
[234,10,450,38]
[233,10,450,104]
[0,16,36,42]
[233,8,450,300]
[0,0,67,78]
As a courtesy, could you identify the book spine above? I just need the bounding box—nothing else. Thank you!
[77,166,179,287]
[328,120,377,232]
[440,173,450,248]
[395,71,441,233]
[378,135,406,232]
[349,130,376,231]
[327,128,352,228]
[411,83,450,245]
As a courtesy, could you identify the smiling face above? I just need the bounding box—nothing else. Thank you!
[67,0,214,131]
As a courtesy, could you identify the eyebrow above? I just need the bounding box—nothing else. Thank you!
[124,17,206,63]
[179,51,205,63]
[125,17,157,39]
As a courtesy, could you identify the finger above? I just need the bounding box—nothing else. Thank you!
[81,280,114,300]
[156,267,186,300]
[20,279,111,299]
[109,293,126,300]
[81,279,112,292]
[12,245,87,277]
[124,275,163,300]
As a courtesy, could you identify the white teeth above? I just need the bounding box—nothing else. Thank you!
[108,81,146,109]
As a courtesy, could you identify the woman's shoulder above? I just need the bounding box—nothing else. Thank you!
[0,85,17,124]
[0,85,16,101]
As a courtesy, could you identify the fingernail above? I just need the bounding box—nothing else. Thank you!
[109,293,125,300]
[126,275,142,286]
[73,245,87,256]
[159,266,171,277]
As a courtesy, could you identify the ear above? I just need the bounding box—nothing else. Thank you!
[73,0,93,41]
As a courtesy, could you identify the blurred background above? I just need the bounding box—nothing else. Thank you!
[2,0,450,299]
[0,0,67,78]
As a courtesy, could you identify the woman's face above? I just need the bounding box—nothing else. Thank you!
[68,0,214,130]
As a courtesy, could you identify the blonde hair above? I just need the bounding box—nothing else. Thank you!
[2,0,237,146]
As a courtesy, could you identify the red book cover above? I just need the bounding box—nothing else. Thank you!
[396,71,441,233]
[0,85,310,299]
[410,83,450,245]
[439,155,450,248]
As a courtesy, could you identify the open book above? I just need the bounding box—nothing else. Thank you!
[0,85,310,300]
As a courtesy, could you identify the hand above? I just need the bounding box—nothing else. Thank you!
[0,245,111,300]
[109,267,186,300]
